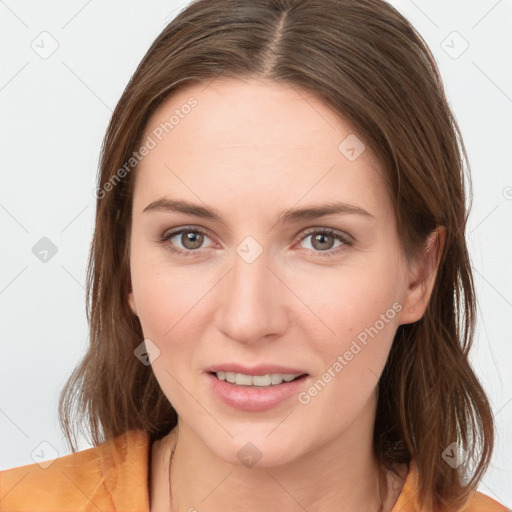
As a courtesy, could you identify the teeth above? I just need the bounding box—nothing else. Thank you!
[215,372,302,387]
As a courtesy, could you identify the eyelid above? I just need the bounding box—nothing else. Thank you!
[295,226,354,245]
[160,224,215,243]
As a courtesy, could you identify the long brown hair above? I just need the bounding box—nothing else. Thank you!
[58,1,495,510]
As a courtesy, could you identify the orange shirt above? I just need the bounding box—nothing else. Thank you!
[0,428,508,511]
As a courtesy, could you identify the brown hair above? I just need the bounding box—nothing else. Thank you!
[58,1,495,510]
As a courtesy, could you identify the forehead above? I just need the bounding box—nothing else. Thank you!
[134,77,390,219]
[141,77,366,160]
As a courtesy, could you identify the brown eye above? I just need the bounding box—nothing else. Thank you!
[310,233,336,251]
[159,227,213,257]
[298,228,354,257]
[180,231,204,250]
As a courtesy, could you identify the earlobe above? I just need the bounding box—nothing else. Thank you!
[399,226,446,325]
[128,289,138,316]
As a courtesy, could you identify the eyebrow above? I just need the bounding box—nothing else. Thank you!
[142,198,375,224]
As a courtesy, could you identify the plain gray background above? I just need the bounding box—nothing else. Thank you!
[1,0,511,507]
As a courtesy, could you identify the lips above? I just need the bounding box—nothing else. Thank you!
[204,363,308,376]
[206,372,310,412]
[203,362,310,412]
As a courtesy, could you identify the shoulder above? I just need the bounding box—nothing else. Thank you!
[0,429,151,512]
[393,459,510,512]
[458,490,510,511]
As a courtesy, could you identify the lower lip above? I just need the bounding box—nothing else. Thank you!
[206,372,309,412]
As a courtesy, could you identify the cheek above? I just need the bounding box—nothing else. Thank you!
[130,238,199,340]
[130,254,201,408]
[304,264,403,391]
[306,261,403,341]
[129,248,214,407]
[295,283,401,429]
[132,271,175,341]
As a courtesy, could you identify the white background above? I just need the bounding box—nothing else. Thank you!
[1,0,511,507]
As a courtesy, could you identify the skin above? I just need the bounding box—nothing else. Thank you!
[127,77,445,512]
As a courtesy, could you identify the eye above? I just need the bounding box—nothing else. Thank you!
[158,226,214,257]
[157,226,354,258]
[296,227,354,257]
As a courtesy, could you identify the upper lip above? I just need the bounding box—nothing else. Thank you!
[205,363,308,376]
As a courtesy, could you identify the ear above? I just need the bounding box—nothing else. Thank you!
[398,226,446,325]
[128,289,138,316]
[127,277,138,316]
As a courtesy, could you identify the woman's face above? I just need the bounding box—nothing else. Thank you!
[128,77,428,466]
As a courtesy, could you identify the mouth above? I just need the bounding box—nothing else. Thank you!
[206,369,310,412]
[209,371,308,387]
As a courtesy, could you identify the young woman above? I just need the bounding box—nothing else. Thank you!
[1,1,508,511]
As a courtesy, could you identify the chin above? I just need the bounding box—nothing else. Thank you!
[205,430,305,469]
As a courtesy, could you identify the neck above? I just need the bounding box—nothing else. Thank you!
[159,396,403,512]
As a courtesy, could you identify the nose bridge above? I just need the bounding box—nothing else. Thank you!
[215,235,285,343]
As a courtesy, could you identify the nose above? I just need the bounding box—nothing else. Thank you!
[215,245,289,345]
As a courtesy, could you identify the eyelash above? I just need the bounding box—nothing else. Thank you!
[157,225,354,258]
